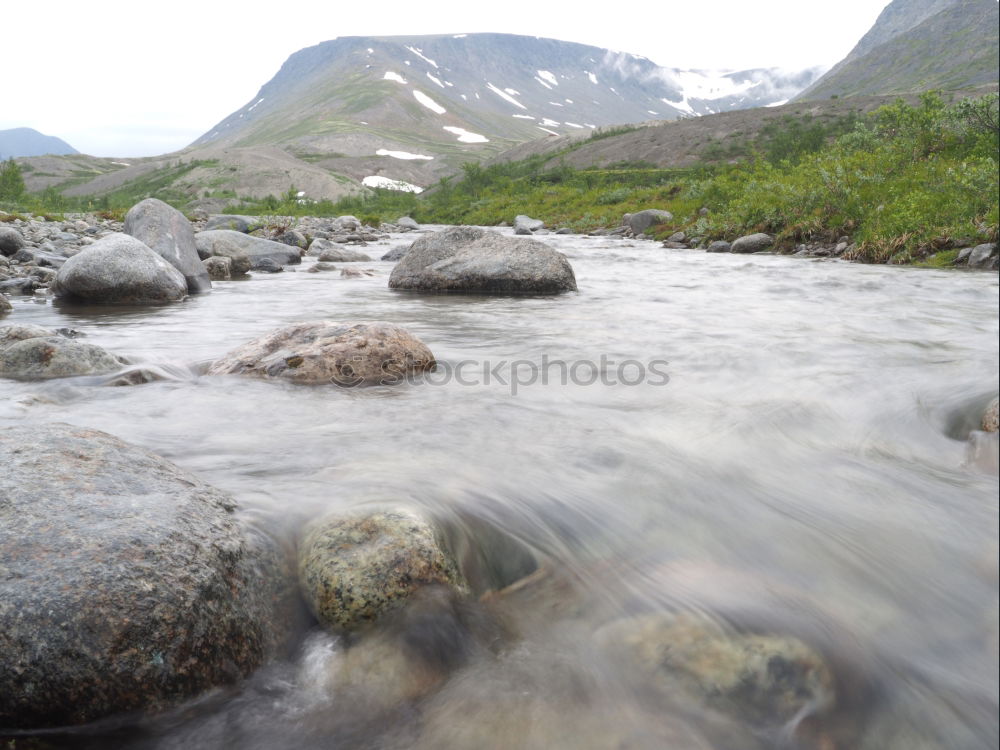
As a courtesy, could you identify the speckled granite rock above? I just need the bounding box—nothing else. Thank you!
[983,397,999,433]
[594,612,835,731]
[388,227,577,294]
[124,198,211,294]
[0,332,128,381]
[0,423,295,729]
[206,320,435,386]
[51,233,188,304]
[298,509,466,632]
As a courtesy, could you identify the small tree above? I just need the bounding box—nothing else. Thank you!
[0,158,26,202]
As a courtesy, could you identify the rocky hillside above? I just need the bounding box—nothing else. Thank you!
[16,33,821,205]
[798,0,999,99]
[0,128,78,159]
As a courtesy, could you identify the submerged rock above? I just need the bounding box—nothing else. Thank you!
[730,233,774,254]
[595,611,835,733]
[0,329,128,381]
[51,233,188,304]
[388,226,577,294]
[206,320,435,386]
[203,254,234,280]
[310,238,371,262]
[0,423,294,728]
[124,198,212,293]
[298,509,466,632]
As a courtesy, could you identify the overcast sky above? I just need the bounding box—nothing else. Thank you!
[1,0,895,157]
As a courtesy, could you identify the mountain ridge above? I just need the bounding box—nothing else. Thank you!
[0,127,78,160]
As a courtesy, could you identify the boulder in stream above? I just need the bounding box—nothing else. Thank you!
[124,198,212,293]
[195,230,302,269]
[388,226,577,294]
[730,233,774,254]
[0,423,295,728]
[0,325,128,380]
[206,320,435,386]
[298,509,466,632]
[623,209,672,236]
[50,233,188,304]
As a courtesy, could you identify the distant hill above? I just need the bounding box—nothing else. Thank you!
[798,0,999,100]
[0,127,78,159]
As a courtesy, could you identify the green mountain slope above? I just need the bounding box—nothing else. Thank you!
[799,0,999,99]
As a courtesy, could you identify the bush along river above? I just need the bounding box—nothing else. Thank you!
[1,202,998,749]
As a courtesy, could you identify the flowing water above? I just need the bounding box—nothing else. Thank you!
[2,229,998,749]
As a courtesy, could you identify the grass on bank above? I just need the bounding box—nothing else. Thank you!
[3,93,997,265]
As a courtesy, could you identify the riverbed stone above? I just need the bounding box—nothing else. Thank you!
[0,423,295,728]
[707,240,732,253]
[730,233,774,254]
[388,226,577,294]
[51,233,188,304]
[298,509,467,632]
[204,215,253,233]
[0,335,128,381]
[381,245,410,261]
[310,238,371,262]
[0,294,9,316]
[206,320,435,386]
[983,397,999,432]
[968,243,998,269]
[0,226,25,256]
[124,198,212,294]
[203,255,233,280]
[514,215,544,234]
[195,229,302,269]
[624,209,673,235]
[595,611,835,732]
[397,216,419,231]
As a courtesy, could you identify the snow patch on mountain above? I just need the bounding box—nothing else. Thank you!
[487,83,527,110]
[443,126,489,143]
[413,90,446,114]
[363,175,423,192]
[376,148,434,160]
[383,72,407,84]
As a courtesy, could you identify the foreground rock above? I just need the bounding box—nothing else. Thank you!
[0,226,26,256]
[298,509,466,632]
[0,325,128,380]
[388,227,577,294]
[206,320,436,386]
[124,198,212,293]
[730,233,774,254]
[624,209,672,236]
[0,423,294,728]
[51,233,188,304]
[195,229,302,269]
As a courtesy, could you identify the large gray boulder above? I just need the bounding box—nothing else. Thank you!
[207,320,436,386]
[195,230,302,269]
[124,198,211,293]
[298,509,466,632]
[624,209,673,236]
[388,226,577,294]
[0,326,128,380]
[396,216,420,231]
[968,243,998,270]
[730,233,774,254]
[0,423,295,728]
[0,294,10,316]
[0,226,26,256]
[51,233,188,305]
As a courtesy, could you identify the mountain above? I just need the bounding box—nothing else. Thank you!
[0,127,78,159]
[187,33,823,194]
[798,0,999,100]
[18,34,823,203]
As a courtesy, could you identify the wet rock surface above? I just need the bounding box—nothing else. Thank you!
[194,230,302,269]
[0,325,128,380]
[206,320,436,386]
[731,232,775,254]
[298,509,466,632]
[389,226,577,294]
[51,233,188,304]
[124,198,212,293]
[0,423,294,729]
